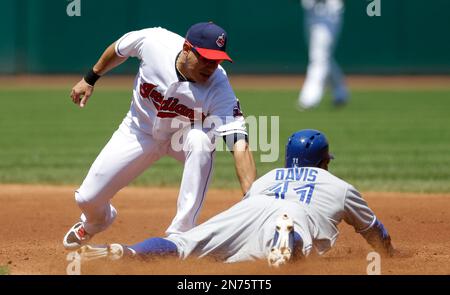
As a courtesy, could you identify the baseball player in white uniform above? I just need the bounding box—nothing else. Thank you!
[298,0,349,109]
[63,22,256,250]
[77,129,395,268]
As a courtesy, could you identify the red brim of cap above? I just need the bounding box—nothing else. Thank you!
[196,47,233,62]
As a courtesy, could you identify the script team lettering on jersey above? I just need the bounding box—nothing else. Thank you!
[140,82,205,122]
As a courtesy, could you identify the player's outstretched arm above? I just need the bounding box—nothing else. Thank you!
[232,139,256,194]
[343,187,396,257]
[360,219,395,257]
[70,42,128,108]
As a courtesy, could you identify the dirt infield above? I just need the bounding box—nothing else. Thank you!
[0,184,449,275]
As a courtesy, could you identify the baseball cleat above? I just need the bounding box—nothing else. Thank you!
[63,222,93,250]
[267,213,295,267]
[77,243,125,262]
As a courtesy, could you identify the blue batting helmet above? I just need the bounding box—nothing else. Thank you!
[285,129,333,168]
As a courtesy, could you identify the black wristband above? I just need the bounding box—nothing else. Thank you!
[83,68,101,86]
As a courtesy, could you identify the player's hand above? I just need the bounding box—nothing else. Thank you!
[71,78,94,108]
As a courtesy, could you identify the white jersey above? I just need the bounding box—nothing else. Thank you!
[168,167,376,262]
[74,27,249,238]
[114,27,246,141]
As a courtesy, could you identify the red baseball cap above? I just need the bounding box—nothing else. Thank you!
[185,22,233,62]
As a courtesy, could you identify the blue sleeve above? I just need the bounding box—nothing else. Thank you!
[360,219,394,256]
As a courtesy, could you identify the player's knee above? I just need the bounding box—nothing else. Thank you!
[184,129,214,153]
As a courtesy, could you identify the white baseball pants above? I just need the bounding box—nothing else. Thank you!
[75,119,215,236]
[299,10,348,109]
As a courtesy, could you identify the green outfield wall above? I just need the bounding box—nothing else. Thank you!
[1,0,449,74]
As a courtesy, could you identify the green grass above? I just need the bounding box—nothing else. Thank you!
[0,265,9,275]
[1,87,450,192]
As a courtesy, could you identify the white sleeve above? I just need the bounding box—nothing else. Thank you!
[343,185,376,232]
[214,109,247,136]
[115,29,148,59]
[206,80,247,136]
